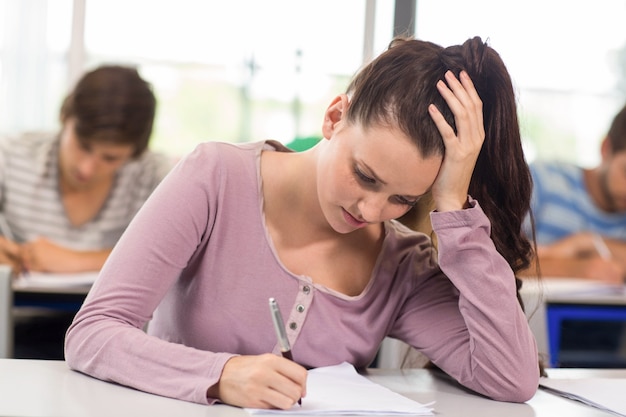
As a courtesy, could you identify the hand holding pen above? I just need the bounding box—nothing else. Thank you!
[588,233,626,284]
[592,233,612,260]
[269,297,303,406]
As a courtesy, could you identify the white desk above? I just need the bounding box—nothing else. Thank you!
[0,359,620,417]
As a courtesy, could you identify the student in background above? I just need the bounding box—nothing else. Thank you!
[522,103,626,284]
[0,65,172,359]
[66,36,540,408]
[0,65,172,274]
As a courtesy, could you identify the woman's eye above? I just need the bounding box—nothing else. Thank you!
[394,196,419,207]
[354,168,376,184]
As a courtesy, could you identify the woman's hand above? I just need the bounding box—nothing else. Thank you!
[428,70,485,212]
[207,353,307,409]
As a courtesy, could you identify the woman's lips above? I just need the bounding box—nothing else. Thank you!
[342,208,367,228]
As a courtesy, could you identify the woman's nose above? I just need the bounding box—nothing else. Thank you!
[358,195,404,223]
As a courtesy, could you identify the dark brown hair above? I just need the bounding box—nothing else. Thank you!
[60,65,156,158]
[346,36,533,275]
[347,37,540,371]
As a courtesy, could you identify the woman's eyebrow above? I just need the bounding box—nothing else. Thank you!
[362,162,423,200]
[361,162,387,185]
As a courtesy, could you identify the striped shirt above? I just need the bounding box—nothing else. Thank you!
[523,160,626,244]
[0,132,173,250]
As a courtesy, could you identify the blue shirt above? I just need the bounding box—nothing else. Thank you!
[523,160,626,244]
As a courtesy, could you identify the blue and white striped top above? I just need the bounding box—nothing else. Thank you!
[523,160,626,244]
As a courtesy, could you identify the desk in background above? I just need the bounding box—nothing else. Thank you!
[13,279,90,310]
[0,359,621,417]
[0,269,92,358]
[521,278,626,368]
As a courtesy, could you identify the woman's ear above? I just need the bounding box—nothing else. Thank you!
[321,94,350,140]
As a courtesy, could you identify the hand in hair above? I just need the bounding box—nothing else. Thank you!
[428,70,484,212]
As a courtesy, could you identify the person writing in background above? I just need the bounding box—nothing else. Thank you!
[522,103,626,284]
[66,36,540,408]
[0,65,172,275]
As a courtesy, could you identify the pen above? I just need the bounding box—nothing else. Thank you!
[269,297,301,406]
[592,233,612,260]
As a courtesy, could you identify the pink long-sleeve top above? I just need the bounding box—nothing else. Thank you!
[65,140,539,405]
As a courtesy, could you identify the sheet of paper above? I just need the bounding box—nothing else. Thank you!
[246,362,434,415]
[540,377,626,417]
[13,271,99,289]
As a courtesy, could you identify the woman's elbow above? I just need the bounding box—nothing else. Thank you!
[491,379,538,403]
[463,360,540,403]
[486,368,540,403]
[64,322,81,368]
[64,318,96,371]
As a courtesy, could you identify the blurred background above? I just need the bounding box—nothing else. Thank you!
[1,0,626,163]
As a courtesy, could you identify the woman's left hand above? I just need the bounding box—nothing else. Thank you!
[428,70,485,212]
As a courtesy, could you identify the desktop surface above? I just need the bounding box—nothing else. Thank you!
[0,359,620,417]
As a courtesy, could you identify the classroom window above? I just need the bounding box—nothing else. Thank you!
[2,0,626,164]
[414,0,626,166]
[0,0,73,133]
[0,0,395,157]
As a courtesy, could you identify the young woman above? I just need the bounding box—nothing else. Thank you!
[65,37,540,408]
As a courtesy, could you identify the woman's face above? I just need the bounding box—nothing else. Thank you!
[316,118,442,234]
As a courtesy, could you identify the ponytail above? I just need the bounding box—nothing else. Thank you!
[353,36,543,374]
[458,37,534,275]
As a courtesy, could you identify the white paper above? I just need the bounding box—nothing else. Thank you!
[540,377,626,416]
[246,362,434,415]
[13,271,99,289]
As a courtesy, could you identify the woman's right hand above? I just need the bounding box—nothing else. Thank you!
[0,236,22,274]
[428,70,485,212]
[207,353,307,409]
